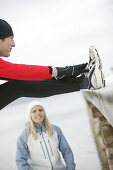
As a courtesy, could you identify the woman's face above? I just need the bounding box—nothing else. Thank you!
[31,105,45,127]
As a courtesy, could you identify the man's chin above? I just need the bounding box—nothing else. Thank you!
[1,56,10,57]
[3,53,10,57]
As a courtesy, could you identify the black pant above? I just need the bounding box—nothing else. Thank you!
[0,75,88,110]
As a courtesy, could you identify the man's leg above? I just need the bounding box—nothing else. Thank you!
[0,75,88,110]
[20,75,88,97]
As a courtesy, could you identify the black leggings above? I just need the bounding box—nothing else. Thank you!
[0,75,88,110]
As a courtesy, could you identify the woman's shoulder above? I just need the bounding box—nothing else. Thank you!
[17,124,29,143]
[52,124,60,130]
[51,124,62,134]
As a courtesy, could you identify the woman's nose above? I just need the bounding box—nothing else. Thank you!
[36,111,40,115]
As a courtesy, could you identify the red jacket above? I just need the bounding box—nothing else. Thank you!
[0,58,52,81]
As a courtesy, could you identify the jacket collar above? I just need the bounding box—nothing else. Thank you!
[34,122,46,132]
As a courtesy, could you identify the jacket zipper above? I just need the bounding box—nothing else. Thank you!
[40,141,46,159]
[41,130,53,170]
[48,140,54,157]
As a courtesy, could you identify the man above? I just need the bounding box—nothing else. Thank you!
[0,19,104,110]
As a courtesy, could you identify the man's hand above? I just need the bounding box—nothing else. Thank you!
[55,63,89,80]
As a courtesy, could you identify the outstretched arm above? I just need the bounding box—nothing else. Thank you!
[0,58,52,81]
[0,58,88,81]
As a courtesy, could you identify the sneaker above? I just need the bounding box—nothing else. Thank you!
[87,46,105,90]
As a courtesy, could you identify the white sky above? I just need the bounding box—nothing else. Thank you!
[0,0,113,75]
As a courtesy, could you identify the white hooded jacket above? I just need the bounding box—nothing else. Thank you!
[16,123,76,170]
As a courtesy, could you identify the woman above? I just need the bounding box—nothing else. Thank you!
[16,101,76,170]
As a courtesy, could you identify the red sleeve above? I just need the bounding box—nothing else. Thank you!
[0,58,52,81]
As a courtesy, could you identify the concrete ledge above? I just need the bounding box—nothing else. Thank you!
[82,84,113,127]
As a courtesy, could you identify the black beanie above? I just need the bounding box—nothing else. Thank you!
[0,19,14,39]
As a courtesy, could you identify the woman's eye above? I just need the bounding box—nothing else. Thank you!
[33,110,36,113]
[39,109,43,112]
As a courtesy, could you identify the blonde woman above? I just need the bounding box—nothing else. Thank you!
[16,101,76,170]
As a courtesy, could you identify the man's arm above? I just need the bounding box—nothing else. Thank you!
[0,58,52,81]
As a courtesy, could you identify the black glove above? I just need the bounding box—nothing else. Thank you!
[55,63,89,80]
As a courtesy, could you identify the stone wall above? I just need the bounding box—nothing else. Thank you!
[83,82,113,170]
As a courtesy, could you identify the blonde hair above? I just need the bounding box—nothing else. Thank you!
[28,105,54,140]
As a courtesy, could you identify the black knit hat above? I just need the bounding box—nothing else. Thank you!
[0,19,14,39]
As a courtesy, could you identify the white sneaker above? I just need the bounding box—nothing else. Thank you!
[88,46,105,90]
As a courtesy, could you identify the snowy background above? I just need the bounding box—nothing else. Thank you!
[0,0,113,170]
